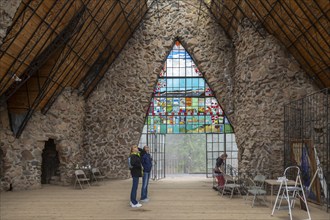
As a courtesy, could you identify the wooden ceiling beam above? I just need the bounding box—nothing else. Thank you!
[243,0,265,29]
[2,0,329,137]
[2,4,86,102]
[225,0,241,34]
[294,0,330,53]
[0,0,42,56]
[205,0,231,36]
[259,0,279,28]
[78,2,134,95]
[67,2,120,88]
[83,0,149,98]
[8,5,87,138]
[41,1,122,114]
[84,1,111,44]
[0,0,77,97]
[207,0,329,88]
[118,0,133,33]
[280,0,329,62]
[275,0,328,84]
[259,0,325,88]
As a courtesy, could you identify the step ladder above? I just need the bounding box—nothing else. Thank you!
[271,166,311,220]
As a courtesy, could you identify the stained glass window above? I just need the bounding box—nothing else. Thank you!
[144,41,234,134]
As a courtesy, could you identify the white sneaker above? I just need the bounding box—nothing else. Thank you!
[140,198,149,203]
[131,202,142,208]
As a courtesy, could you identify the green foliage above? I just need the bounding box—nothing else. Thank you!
[166,134,206,174]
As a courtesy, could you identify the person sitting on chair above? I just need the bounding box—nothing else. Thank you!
[214,153,228,189]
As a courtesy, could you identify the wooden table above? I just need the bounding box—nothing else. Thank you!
[265,179,297,207]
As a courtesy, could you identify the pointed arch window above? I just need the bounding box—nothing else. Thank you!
[144,41,234,134]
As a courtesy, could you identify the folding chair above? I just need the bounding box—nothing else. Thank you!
[74,169,91,189]
[245,176,267,207]
[91,167,106,183]
[221,174,241,198]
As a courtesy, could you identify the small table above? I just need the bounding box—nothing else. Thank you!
[265,179,297,207]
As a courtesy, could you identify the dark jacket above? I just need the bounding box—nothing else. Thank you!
[215,157,224,173]
[129,153,142,177]
[141,152,153,173]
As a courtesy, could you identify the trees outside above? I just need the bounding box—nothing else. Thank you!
[165,134,206,174]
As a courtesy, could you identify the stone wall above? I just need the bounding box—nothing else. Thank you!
[84,0,235,178]
[85,1,321,179]
[0,0,21,45]
[0,0,323,189]
[0,89,85,191]
[232,19,319,178]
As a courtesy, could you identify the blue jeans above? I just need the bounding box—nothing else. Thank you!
[141,172,150,200]
[130,177,139,205]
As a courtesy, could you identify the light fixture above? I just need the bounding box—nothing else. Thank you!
[11,73,22,82]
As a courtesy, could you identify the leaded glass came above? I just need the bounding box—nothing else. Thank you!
[144,41,234,134]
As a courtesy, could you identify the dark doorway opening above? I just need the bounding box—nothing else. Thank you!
[0,148,4,180]
[41,139,60,184]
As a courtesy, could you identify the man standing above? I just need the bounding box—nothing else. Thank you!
[140,145,152,202]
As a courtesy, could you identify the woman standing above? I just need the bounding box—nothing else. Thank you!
[129,145,143,208]
[140,145,152,202]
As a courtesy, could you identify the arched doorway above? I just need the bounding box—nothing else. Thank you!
[41,139,60,184]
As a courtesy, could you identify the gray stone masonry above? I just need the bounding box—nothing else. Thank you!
[0,0,321,190]
[0,89,85,191]
[0,0,21,46]
[232,18,318,178]
[84,0,235,179]
[84,1,319,179]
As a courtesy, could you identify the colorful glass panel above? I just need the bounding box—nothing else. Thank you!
[145,41,234,134]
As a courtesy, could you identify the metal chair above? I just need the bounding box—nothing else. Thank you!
[74,169,90,189]
[221,174,241,198]
[245,175,267,207]
[91,167,106,183]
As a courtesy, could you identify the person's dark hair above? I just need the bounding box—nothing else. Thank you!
[221,153,228,159]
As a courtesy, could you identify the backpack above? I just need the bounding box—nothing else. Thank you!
[128,156,133,169]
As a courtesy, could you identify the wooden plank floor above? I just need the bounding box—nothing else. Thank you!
[1,176,329,220]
